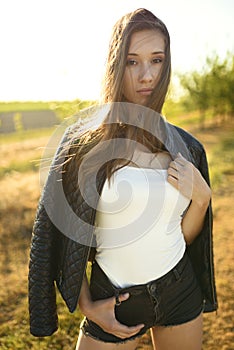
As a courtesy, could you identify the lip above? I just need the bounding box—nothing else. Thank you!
[136,88,153,96]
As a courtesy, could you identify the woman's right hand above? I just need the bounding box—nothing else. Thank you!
[81,293,145,339]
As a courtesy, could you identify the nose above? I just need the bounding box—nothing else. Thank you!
[139,63,154,83]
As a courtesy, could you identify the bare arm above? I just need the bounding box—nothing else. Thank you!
[167,153,211,245]
[78,273,144,339]
[181,195,210,245]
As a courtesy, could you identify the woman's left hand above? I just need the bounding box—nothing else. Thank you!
[167,153,211,205]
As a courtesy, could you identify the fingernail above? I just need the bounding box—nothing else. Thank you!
[122,293,129,298]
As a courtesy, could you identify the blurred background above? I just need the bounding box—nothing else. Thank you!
[0,0,233,349]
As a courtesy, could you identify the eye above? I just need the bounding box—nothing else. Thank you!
[152,57,163,64]
[126,59,137,66]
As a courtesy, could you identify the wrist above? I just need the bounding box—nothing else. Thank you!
[193,189,211,208]
[79,296,93,317]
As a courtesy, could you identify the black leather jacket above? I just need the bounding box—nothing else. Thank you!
[28,123,218,337]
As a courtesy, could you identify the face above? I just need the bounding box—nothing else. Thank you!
[122,30,165,106]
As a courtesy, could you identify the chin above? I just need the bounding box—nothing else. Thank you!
[123,95,148,106]
[137,99,149,106]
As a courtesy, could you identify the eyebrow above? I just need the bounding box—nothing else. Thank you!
[128,51,165,56]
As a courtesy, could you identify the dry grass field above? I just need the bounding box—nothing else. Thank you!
[0,116,233,349]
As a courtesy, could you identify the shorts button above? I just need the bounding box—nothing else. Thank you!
[150,284,156,293]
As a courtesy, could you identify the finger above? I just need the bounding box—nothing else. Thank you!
[168,160,178,171]
[167,174,179,189]
[118,293,130,302]
[169,160,184,172]
[176,152,186,161]
[175,153,189,166]
[116,322,145,333]
[113,321,145,338]
[113,293,130,307]
[177,152,183,158]
[175,151,186,160]
[167,167,178,180]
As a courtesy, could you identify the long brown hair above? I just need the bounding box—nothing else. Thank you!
[102,8,171,112]
[64,9,172,187]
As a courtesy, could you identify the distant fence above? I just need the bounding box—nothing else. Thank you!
[0,110,59,133]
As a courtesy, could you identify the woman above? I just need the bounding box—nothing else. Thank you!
[28,8,217,350]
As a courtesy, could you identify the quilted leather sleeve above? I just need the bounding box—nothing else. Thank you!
[28,125,77,336]
[29,203,59,336]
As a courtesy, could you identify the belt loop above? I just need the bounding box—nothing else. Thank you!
[173,268,181,281]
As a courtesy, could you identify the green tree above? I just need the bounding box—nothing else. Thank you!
[180,70,210,128]
[179,52,234,128]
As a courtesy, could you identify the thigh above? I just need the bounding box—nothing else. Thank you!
[76,331,139,350]
[150,312,203,350]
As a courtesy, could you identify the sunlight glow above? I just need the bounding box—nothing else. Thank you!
[0,0,233,101]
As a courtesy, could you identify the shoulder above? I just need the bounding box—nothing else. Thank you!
[171,124,205,154]
[172,124,204,150]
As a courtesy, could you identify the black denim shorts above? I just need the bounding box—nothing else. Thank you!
[81,252,204,343]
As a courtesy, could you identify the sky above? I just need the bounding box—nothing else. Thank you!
[0,0,233,101]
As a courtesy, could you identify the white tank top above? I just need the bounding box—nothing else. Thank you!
[94,166,190,288]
